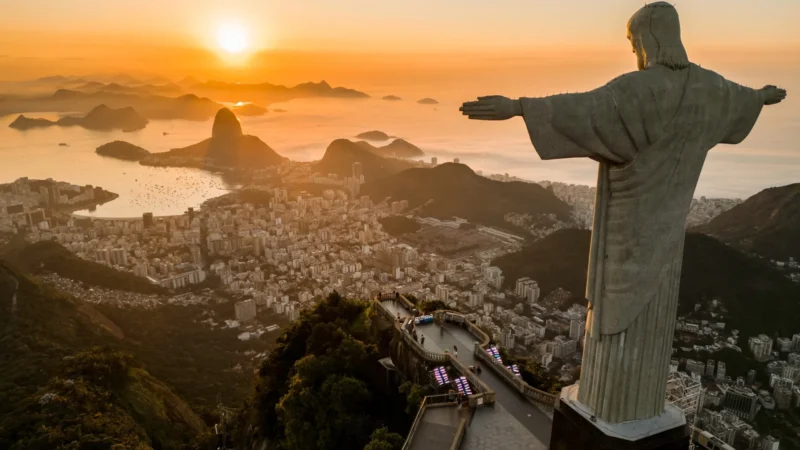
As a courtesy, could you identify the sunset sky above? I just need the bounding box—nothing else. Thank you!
[0,1,797,199]
[1,0,798,91]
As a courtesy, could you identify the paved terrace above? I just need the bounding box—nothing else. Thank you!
[381,299,551,450]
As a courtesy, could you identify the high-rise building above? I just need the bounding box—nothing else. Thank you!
[569,319,585,342]
[515,277,530,297]
[722,385,759,421]
[25,209,46,227]
[782,365,798,382]
[686,359,705,376]
[48,185,61,205]
[705,359,716,377]
[514,277,540,304]
[431,157,438,166]
[749,334,773,360]
[792,333,800,352]
[774,385,793,410]
[716,361,726,380]
[468,291,484,308]
[453,158,460,163]
[747,369,757,385]
[761,435,780,450]
[776,337,793,352]
[235,299,257,323]
[435,284,449,302]
[352,162,363,181]
[143,212,154,228]
[501,327,515,350]
[190,245,202,265]
[110,248,128,266]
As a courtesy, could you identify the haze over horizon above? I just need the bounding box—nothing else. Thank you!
[1,0,797,202]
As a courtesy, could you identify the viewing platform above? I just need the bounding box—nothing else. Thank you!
[375,294,555,450]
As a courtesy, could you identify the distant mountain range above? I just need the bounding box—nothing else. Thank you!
[141,108,286,170]
[493,229,800,340]
[185,79,369,104]
[9,104,148,132]
[693,183,800,261]
[0,75,369,117]
[314,139,417,182]
[0,89,223,120]
[362,163,572,229]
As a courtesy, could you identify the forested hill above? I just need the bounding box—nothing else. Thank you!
[0,263,207,449]
[232,292,424,450]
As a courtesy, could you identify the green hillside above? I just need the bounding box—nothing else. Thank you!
[0,263,206,449]
[233,292,418,450]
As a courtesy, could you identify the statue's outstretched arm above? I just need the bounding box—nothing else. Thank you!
[761,85,787,106]
[459,95,522,121]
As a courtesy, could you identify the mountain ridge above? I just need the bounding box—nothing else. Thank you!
[141,108,286,170]
[315,138,416,182]
[9,104,148,132]
[362,162,573,229]
[693,183,800,261]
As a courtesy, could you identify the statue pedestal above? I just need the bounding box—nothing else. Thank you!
[550,385,690,450]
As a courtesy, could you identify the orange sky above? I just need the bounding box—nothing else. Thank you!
[0,0,798,104]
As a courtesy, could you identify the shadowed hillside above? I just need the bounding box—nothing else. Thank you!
[362,163,572,229]
[694,183,800,261]
[1,239,166,294]
[493,229,800,339]
[315,138,416,182]
[0,263,206,450]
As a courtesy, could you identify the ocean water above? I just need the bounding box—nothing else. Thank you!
[1,97,797,218]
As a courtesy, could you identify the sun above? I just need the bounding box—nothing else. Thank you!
[216,23,248,54]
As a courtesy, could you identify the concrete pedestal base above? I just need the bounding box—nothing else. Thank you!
[549,385,690,450]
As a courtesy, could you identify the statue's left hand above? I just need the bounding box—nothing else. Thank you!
[460,95,522,120]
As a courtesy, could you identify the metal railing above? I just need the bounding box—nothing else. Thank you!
[473,336,557,406]
[438,309,557,407]
[377,297,555,406]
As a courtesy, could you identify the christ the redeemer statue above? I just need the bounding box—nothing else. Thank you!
[461,2,786,425]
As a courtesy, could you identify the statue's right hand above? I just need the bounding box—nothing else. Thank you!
[460,95,522,120]
[761,85,787,105]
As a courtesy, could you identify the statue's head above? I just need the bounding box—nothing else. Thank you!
[627,2,689,71]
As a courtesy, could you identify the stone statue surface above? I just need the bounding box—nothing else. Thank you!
[461,2,786,424]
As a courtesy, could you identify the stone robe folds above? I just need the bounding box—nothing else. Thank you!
[521,63,763,423]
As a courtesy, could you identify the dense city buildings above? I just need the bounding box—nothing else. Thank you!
[2,173,796,449]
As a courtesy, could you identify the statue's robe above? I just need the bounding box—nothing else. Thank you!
[520,63,764,423]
